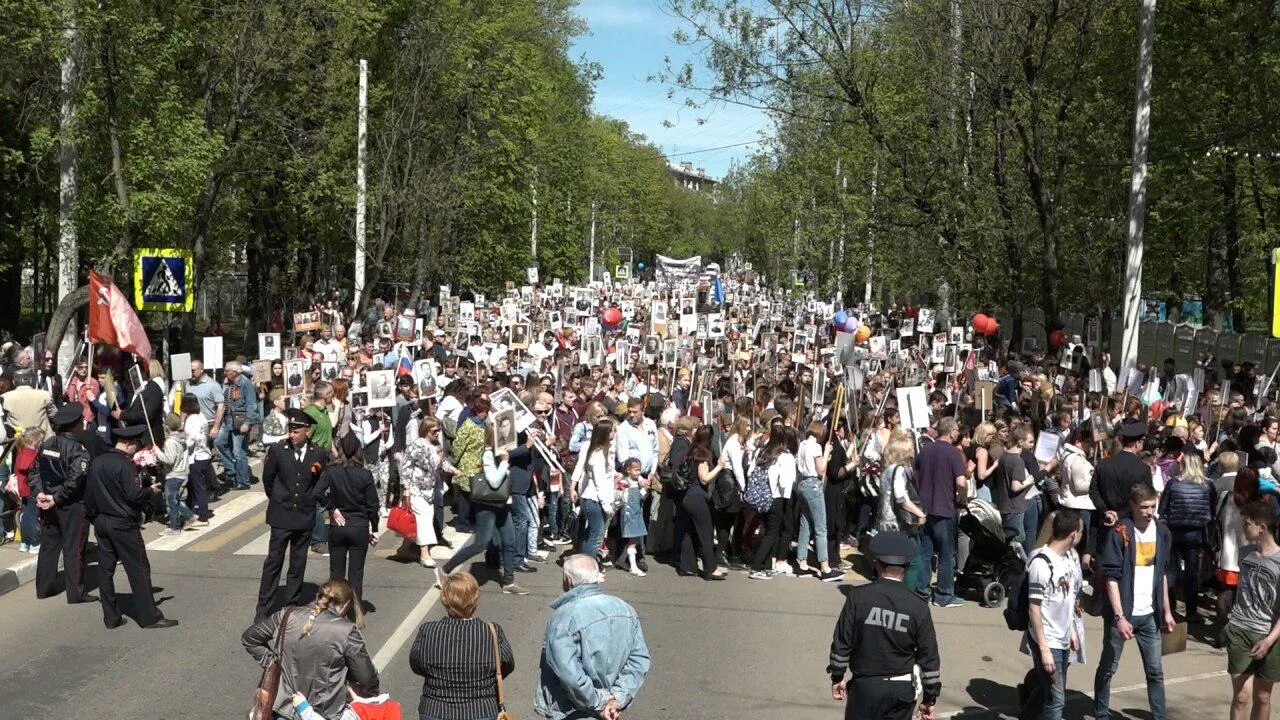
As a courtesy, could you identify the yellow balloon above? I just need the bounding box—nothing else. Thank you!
[854,324,872,342]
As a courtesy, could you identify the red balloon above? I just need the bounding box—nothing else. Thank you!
[984,317,1000,335]
[602,306,622,329]
[971,313,989,331]
[1049,329,1065,348]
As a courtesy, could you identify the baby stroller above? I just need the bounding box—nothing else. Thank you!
[957,497,1026,607]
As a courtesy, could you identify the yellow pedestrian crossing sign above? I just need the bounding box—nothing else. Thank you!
[134,248,194,312]
[615,264,631,280]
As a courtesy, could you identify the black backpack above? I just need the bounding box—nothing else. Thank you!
[1003,553,1052,631]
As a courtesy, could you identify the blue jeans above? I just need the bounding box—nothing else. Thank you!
[582,499,607,561]
[795,476,829,565]
[165,476,193,529]
[312,507,327,546]
[1094,613,1166,720]
[916,515,958,604]
[443,503,516,579]
[544,487,561,537]
[20,494,40,546]
[215,424,252,488]
[510,493,537,562]
[1002,511,1026,550]
[1023,496,1042,555]
[1021,638,1069,720]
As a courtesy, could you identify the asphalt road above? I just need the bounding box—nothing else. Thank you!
[0,488,1236,719]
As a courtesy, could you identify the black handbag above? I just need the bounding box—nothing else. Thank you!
[470,470,512,507]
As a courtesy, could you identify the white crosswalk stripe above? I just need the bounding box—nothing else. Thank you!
[148,492,267,551]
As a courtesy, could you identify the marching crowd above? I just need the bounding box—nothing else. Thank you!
[3,273,1280,720]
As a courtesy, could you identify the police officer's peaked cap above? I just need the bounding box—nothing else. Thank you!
[51,403,84,428]
[114,424,150,440]
[1117,419,1146,440]
[285,408,317,429]
[869,532,916,566]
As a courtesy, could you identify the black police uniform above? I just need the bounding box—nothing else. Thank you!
[85,427,165,627]
[255,411,328,621]
[828,533,942,720]
[27,408,93,603]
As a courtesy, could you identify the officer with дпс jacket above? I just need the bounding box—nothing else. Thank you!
[827,532,942,720]
[29,403,94,603]
[255,408,328,622]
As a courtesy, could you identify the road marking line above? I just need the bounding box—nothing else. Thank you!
[935,669,1227,718]
[148,491,267,551]
[186,508,267,553]
[371,527,464,672]
[234,527,273,556]
[235,523,395,556]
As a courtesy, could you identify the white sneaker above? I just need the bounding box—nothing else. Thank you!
[528,550,549,562]
[773,564,794,575]
[159,528,183,537]
[629,566,647,577]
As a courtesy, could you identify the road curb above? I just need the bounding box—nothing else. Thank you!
[0,555,38,598]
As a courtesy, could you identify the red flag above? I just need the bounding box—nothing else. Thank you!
[89,270,152,361]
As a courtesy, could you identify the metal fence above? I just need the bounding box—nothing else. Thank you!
[988,307,1280,374]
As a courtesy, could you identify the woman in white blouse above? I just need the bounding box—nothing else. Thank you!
[749,426,799,580]
[1056,428,1097,566]
[571,419,617,564]
[714,417,752,568]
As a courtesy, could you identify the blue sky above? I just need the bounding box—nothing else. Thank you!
[569,0,772,179]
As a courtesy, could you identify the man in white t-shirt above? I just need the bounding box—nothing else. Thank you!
[1020,510,1084,720]
[1093,482,1174,720]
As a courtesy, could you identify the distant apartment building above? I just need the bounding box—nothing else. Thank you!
[668,161,718,192]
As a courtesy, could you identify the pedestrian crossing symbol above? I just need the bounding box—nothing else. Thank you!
[134,248,194,312]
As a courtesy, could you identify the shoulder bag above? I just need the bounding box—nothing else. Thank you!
[471,459,513,507]
[248,606,297,720]
[488,622,516,720]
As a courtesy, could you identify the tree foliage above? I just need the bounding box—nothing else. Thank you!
[666,0,1280,332]
[0,0,732,341]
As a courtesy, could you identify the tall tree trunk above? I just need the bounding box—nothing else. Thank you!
[1205,151,1238,329]
[99,27,133,273]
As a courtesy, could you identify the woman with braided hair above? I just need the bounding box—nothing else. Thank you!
[242,578,379,720]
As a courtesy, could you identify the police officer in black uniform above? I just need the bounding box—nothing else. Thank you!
[85,423,178,629]
[29,403,95,603]
[254,408,328,622]
[828,532,942,720]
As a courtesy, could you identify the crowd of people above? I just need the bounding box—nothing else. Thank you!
[3,269,1280,719]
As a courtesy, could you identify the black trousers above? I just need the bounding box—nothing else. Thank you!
[94,521,162,627]
[825,480,849,564]
[256,526,310,620]
[847,677,915,720]
[678,488,718,577]
[751,498,787,571]
[35,503,90,602]
[711,507,744,562]
[328,521,370,602]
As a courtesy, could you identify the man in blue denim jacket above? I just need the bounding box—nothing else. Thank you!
[216,362,261,489]
[536,555,651,720]
[1093,482,1174,720]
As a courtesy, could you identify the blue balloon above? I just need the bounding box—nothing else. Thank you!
[637,262,645,270]
[833,310,849,327]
